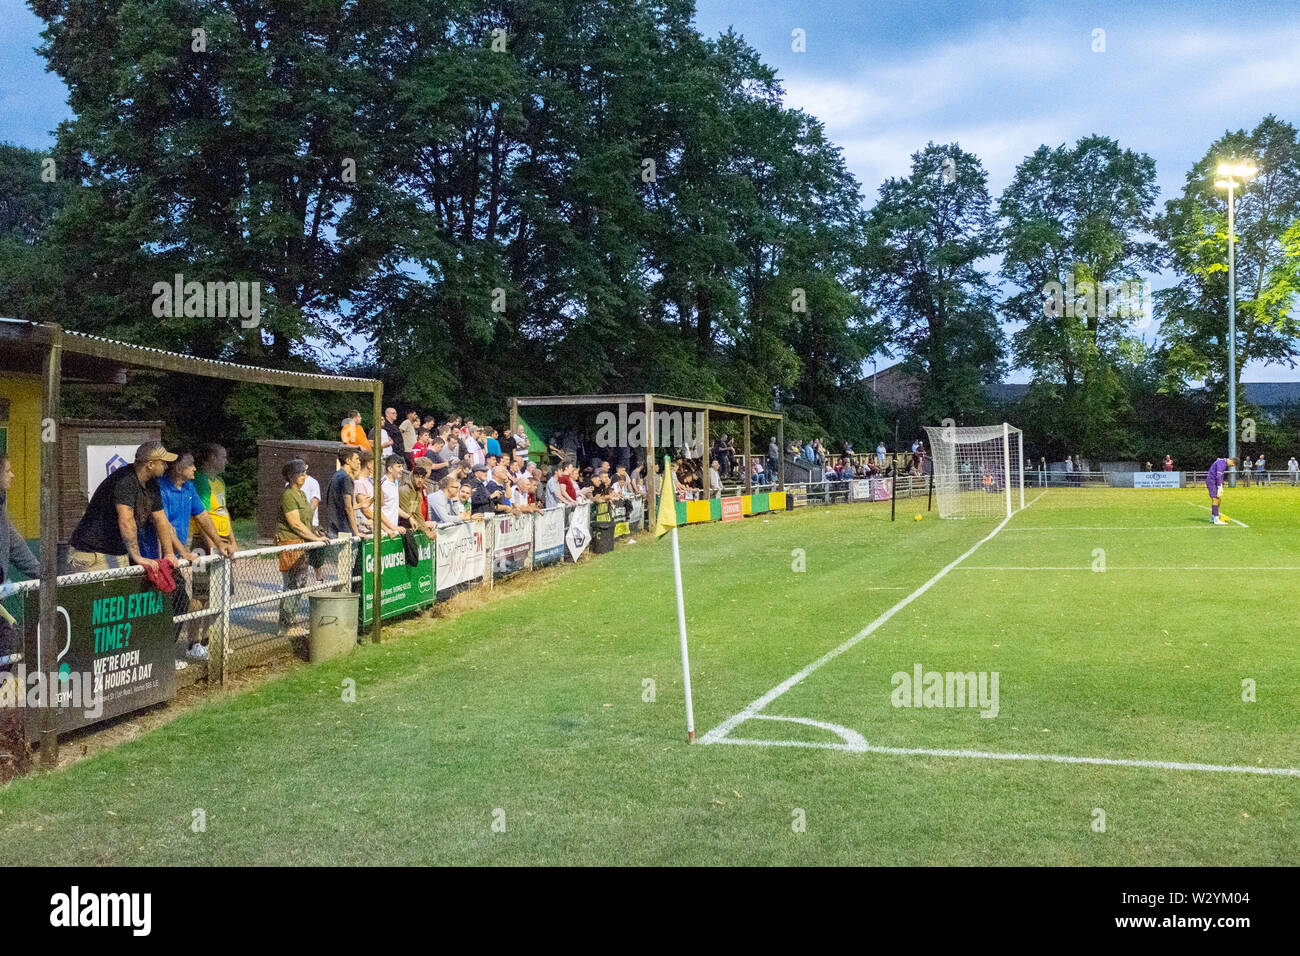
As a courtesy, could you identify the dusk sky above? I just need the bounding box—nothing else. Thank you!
[3,0,1298,379]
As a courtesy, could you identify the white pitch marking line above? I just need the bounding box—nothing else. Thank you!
[748,714,868,750]
[1003,526,1227,531]
[954,566,1300,571]
[711,737,1300,777]
[697,491,1046,746]
[1188,502,1249,527]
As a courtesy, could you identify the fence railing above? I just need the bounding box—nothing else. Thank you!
[2,482,928,688]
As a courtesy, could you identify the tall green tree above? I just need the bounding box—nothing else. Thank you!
[861,143,1004,423]
[999,135,1160,457]
[1154,115,1300,441]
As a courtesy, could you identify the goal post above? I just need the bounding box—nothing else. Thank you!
[923,422,1026,520]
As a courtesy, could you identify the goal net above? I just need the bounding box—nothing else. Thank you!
[922,422,1025,520]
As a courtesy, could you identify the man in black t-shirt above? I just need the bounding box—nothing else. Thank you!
[320,445,362,538]
[68,441,178,573]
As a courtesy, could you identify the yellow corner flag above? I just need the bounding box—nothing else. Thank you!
[655,455,677,538]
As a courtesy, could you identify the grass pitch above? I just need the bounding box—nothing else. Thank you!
[1,486,1297,865]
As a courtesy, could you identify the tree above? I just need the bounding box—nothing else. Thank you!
[998,135,1159,457]
[862,143,1005,423]
[1155,115,1300,442]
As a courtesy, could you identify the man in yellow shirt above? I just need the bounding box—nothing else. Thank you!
[191,444,236,552]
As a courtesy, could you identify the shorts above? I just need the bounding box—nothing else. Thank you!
[1206,482,1221,498]
[65,549,130,574]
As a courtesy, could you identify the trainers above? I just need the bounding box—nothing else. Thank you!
[187,643,209,660]
[1213,517,1228,525]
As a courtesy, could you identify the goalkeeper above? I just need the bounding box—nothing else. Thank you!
[1205,456,1236,525]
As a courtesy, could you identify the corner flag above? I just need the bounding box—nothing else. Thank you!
[657,456,694,742]
[655,457,677,538]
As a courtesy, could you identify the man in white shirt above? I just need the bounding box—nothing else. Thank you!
[465,427,484,467]
[379,454,403,534]
[300,472,321,527]
[708,460,722,498]
[1289,456,1298,486]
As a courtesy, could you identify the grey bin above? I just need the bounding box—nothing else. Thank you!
[308,591,360,663]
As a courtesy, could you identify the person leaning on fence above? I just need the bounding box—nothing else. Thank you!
[321,445,362,540]
[191,443,236,555]
[399,463,433,535]
[276,458,327,645]
[155,452,232,660]
[378,454,405,535]
[67,441,178,574]
[353,449,375,533]
[0,453,40,658]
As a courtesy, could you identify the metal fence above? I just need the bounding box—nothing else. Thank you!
[4,482,927,688]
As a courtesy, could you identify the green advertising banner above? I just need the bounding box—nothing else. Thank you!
[362,531,435,621]
[19,573,177,739]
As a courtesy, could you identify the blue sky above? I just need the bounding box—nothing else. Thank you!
[3,0,1299,380]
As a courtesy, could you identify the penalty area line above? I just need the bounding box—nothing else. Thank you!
[697,490,1046,746]
[710,737,1300,778]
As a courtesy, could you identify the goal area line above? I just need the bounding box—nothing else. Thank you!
[697,489,1300,777]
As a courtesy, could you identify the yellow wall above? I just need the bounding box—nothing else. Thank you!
[0,373,42,538]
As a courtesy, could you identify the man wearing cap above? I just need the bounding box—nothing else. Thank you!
[68,440,178,574]
[466,463,496,515]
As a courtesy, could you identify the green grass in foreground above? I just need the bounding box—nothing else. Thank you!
[1,487,1297,865]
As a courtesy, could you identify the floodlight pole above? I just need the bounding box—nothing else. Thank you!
[1226,179,1238,488]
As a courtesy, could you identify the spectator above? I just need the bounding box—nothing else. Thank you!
[341,410,371,450]
[434,476,460,523]
[0,453,38,659]
[556,465,582,509]
[486,428,502,460]
[1163,455,1174,472]
[876,440,887,464]
[379,407,401,457]
[466,463,496,515]
[1256,453,1268,485]
[300,464,321,529]
[155,453,230,660]
[1289,456,1298,486]
[706,459,722,498]
[0,452,38,584]
[191,443,236,555]
[354,450,375,533]
[67,441,177,574]
[767,436,779,480]
[276,459,327,644]
[400,411,420,458]
[752,458,767,486]
[512,425,531,462]
[412,429,431,460]
[545,466,567,508]
[465,427,484,467]
[486,465,515,514]
[1144,461,1153,472]
[399,464,432,534]
[454,482,476,518]
[379,454,405,534]
[321,445,362,539]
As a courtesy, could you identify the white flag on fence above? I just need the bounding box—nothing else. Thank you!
[566,505,591,561]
